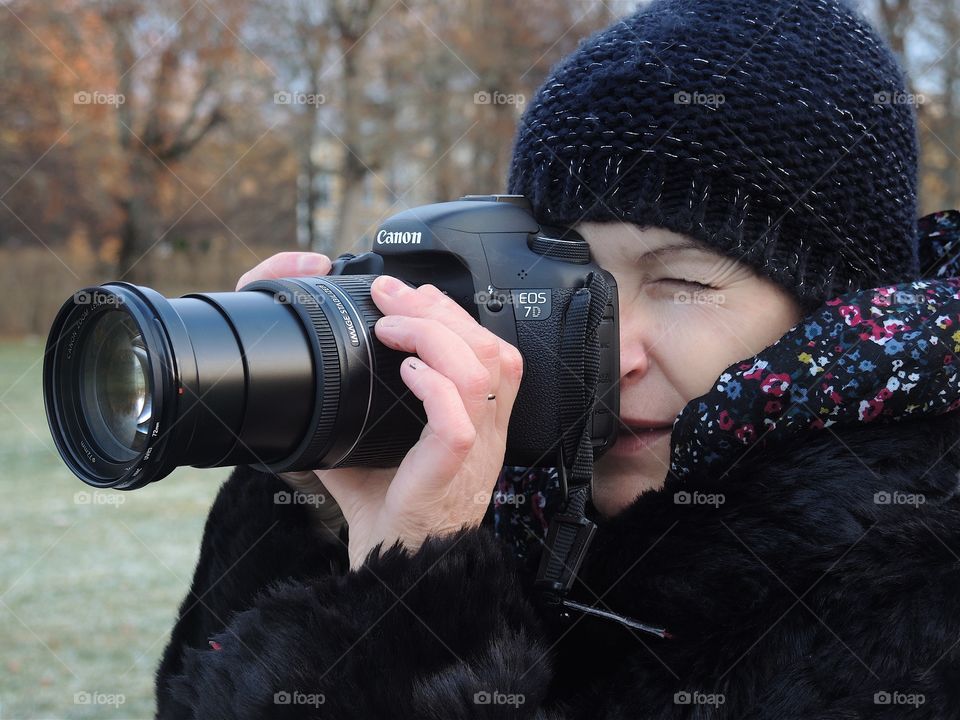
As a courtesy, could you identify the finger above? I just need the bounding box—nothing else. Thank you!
[370,276,503,385]
[236,252,331,290]
[370,276,477,329]
[493,342,524,429]
[374,316,495,418]
[392,356,478,490]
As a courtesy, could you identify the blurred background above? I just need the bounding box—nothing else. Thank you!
[0,0,957,717]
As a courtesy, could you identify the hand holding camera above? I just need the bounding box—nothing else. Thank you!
[237,251,524,569]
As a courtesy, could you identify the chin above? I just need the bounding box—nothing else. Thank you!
[591,455,668,518]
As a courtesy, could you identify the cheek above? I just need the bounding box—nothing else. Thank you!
[652,305,754,402]
[655,294,802,403]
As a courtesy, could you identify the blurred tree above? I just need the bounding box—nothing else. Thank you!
[0,2,98,259]
[327,0,395,247]
[98,0,240,283]
[253,0,400,253]
[872,0,960,216]
[877,0,912,56]
[254,0,336,253]
[919,0,960,214]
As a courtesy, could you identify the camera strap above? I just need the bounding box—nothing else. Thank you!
[532,271,671,640]
[533,271,605,606]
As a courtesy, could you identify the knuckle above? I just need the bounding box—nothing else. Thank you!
[419,284,459,312]
[501,345,524,382]
[446,422,478,454]
[462,365,492,396]
[473,334,501,364]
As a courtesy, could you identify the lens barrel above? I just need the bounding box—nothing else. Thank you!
[43,275,426,489]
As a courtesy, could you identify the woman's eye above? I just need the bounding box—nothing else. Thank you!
[662,278,712,290]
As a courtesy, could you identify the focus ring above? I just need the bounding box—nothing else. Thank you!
[315,274,427,467]
[278,280,342,468]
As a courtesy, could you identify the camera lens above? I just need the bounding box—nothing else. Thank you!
[43,275,426,489]
[79,310,151,461]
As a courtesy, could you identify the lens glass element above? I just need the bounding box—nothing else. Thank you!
[79,310,152,461]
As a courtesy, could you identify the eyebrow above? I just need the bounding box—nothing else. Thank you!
[635,238,704,264]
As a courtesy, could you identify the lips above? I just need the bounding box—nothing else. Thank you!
[609,421,672,456]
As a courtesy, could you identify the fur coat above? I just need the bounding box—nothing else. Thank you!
[153,405,960,719]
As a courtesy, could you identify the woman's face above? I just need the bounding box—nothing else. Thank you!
[577,222,806,518]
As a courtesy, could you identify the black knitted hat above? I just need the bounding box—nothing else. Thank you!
[507,0,920,307]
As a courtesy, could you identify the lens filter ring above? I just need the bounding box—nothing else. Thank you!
[43,284,180,489]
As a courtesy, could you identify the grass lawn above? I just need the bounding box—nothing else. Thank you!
[0,338,226,719]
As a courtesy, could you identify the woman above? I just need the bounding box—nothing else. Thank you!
[156,0,960,717]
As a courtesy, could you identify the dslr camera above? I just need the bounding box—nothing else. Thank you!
[43,195,620,490]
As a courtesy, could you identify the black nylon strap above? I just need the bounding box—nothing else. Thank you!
[532,273,671,639]
[534,272,608,605]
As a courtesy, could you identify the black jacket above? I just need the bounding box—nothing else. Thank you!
[155,406,960,719]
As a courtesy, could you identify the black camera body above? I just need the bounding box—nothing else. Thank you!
[43,194,619,489]
[322,194,620,468]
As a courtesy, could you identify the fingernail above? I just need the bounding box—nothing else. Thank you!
[378,315,401,328]
[377,275,407,296]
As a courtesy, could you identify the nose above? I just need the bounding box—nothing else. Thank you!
[617,302,651,383]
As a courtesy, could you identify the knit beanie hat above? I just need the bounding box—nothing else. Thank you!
[506,0,921,309]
